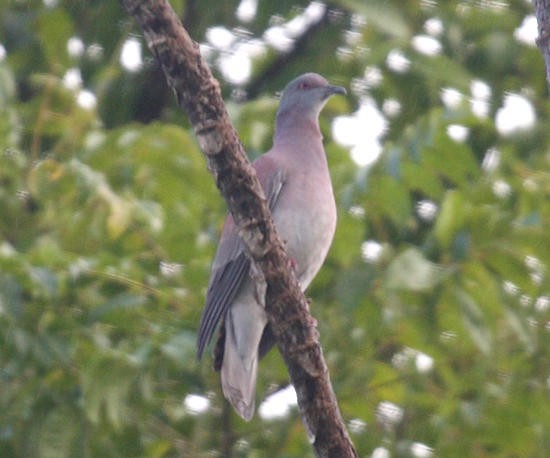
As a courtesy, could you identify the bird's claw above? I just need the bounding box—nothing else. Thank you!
[288,256,298,272]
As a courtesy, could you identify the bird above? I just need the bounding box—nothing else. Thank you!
[197,73,346,421]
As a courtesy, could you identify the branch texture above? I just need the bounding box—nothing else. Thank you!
[121,0,357,456]
[534,0,550,92]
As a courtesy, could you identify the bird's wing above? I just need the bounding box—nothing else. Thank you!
[197,155,286,358]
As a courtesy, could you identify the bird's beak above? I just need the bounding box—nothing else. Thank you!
[325,85,347,97]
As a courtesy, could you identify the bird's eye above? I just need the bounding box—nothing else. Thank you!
[298,82,310,90]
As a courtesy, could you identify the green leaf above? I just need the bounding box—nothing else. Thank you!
[434,190,467,249]
[36,9,74,68]
[484,247,533,292]
[37,407,80,458]
[28,266,58,299]
[455,288,492,355]
[339,0,411,39]
[367,175,411,226]
[401,162,444,199]
[330,211,365,267]
[161,331,197,364]
[385,247,445,291]
[421,134,480,187]
[81,352,137,428]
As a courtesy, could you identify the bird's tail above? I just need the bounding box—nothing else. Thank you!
[221,301,267,421]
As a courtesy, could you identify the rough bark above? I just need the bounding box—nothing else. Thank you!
[120,1,358,456]
[534,0,550,92]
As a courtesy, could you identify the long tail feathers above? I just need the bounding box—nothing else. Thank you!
[220,301,266,421]
[221,342,258,421]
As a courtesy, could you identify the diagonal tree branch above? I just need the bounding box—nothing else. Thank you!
[121,0,357,456]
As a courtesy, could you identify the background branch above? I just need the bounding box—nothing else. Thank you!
[245,5,330,99]
[534,0,550,92]
[121,0,357,456]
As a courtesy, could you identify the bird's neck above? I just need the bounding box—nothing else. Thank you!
[273,111,323,151]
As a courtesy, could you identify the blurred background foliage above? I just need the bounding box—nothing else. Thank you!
[1,0,550,457]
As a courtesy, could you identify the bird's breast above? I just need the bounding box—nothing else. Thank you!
[272,169,336,290]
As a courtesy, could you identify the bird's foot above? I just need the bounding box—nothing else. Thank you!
[306,314,318,329]
[288,256,298,272]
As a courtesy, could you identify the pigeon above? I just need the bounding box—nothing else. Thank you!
[197,73,346,420]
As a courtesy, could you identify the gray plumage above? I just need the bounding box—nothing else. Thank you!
[197,73,345,420]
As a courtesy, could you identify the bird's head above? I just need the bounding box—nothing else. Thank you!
[276,73,346,121]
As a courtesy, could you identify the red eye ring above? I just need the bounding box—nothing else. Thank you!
[299,82,309,90]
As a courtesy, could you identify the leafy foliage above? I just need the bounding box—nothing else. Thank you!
[1,0,550,456]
